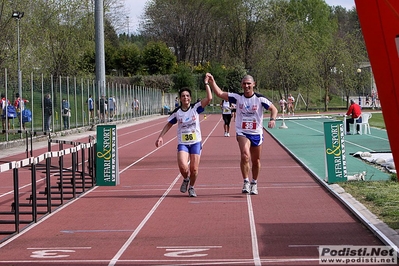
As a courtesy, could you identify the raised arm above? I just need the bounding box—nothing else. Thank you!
[205,73,228,101]
[200,77,213,108]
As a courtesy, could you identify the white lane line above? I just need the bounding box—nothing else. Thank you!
[289,119,388,151]
[27,247,91,249]
[190,200,247,204]
[60,229,133,234]
[247,194,261,266]
[108,116,222,266]
[117,120,165,137]
[118,130,161,149]
[119,137,176,174]
[108,173,181,266]
[157,246,222,248]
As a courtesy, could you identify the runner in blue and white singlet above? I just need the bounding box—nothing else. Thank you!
[168,101,204,145]
[228,92,273,136]
[205,73,278,196]
[155,86,212,198]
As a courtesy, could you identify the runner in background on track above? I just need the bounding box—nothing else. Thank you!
[279,96,286,113]
[205,73,278,195]
[221,99,232,137]
[155,84,212,197]
[231,102,236,122]
[287,93,295,115]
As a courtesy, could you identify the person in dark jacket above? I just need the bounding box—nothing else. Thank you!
[43,94,52,132]
[97,95,107,123]
[61,98,70,130]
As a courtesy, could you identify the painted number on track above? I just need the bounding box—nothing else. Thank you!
[158,246,222,258]
[30,249,75,258]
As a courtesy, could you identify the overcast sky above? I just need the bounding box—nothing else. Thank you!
[124,0,356,34]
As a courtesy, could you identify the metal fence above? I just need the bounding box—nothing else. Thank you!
[1,70,166,141]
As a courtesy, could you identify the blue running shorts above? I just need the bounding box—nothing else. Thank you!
[177,142,202,155]
[237,132,263,146]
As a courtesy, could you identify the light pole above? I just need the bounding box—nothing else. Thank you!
[12,11,24,98]
[357,68,362,106]
[12,11,24,132]
[126,16,130,36]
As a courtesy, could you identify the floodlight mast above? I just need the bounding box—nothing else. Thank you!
[12,11,24,133]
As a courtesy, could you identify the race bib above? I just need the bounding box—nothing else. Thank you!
[242,119,256,130]
[181,132,197,142]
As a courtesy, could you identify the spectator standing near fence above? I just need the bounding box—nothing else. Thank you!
[371,92,376,109]
[1,93,12,131]
[132,97,139,116]
[14,93,29,130]
[108,96,116,121]
[61,98,70,130]
[87,95,94,123]
[205,73,278,195]
[375,92,380,108]
[97,95,107,123]
[155,85,212,197]
[43,94,52,132]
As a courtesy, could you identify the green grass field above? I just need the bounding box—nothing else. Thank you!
[339,111,399,229]
[324,111,399,230]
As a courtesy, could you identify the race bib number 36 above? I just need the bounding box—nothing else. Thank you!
[242,121,256,130]
[181,133,197,142]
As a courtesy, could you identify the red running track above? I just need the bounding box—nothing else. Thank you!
[0,114,386,265]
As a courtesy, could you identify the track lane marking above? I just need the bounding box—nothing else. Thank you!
[108,116,222,265]
[288,119,389,151]
[108,173,181,266]
[247,194,261,266]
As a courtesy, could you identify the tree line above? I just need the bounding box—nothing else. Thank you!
[1,0,371,111]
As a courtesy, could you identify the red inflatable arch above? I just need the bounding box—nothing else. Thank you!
[355,0,399,181]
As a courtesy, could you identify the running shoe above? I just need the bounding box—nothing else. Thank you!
[188,187,197,197]
[180,179,189,193]
[242,181,250,193]
[250,183,258,195]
